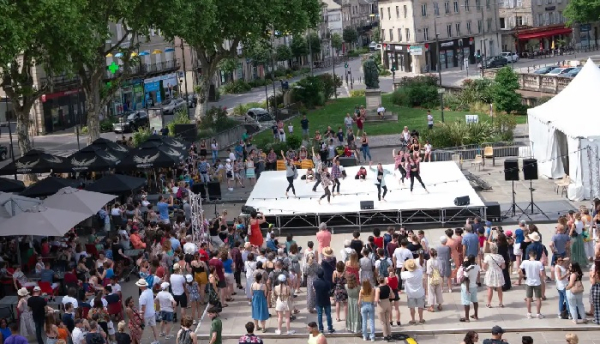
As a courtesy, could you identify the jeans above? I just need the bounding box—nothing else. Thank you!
[361,146,371,161]
[567,290,585,320]
[316,304,333,332]
[200,173,210,183]
[211,150,218,164]
[557,288,570,315]
[361,302,375,340]
[286,176,296,195]
[34,317,44,344]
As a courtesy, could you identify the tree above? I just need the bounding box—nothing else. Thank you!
[343,27,358,44]
[492,67,521,114]
[290,36,308,61]
[218,58,238,75]
[0,0,85,172]
[276,45,293,62]
[165,0,321,119]
[564,0,600,24]
[331,33,343,53]
[307,32,322,58]
[372,27,381,43]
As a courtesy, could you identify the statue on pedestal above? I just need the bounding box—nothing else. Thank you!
[363,56,380,89]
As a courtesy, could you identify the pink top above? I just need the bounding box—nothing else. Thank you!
[394,155,403,168]
[316,230,332,253]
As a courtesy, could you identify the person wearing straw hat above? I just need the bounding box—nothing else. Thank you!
[136,279,159,344]
[525,231,548,300]
[16,288,34,338]
[400,259,426,325]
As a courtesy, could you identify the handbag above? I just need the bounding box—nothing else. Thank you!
[571,279,584,294]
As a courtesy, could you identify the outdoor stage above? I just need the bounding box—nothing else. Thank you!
[244,161,487,229]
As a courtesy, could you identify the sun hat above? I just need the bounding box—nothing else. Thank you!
[33,286,41,292]
[528,232,541,242]
[17,288,29,297]
[186,275,193,283]
[322,247,334,257]
[404,259,417,272]
[135,279,149,287]
[160,282,169,290]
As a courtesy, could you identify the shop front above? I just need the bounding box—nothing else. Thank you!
[41,89,86,134]
[383,44,413,72]
[121,79,145,112]
[515,25,573,54]
[431,37,475,71]
[143,73,179,106]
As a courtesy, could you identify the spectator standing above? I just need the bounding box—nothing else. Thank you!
[28,286,50,344]
[155,282,176,339]
[312,269,335,334]
[176,316,197,344]
[115,321,131,344]
[136,279,159,344]
[358,280,375,341]
[238,322,263,344]
[301,115,310,140]
[316,223,332,259]
[307,322,327,344]
[71,320,85,344]
[170,263,188,319]
[426,110,434,129]
[4,323,27,344]
[458,255,481,322]
[207,307,222,344]
[84,321,105,344]
[401,259,426,324]
[520,251,545,319]
[481,326,506,344]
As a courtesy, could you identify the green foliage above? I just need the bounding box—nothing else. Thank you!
[167,109,192,137]
[318,73,342,100]
[372,28,381,44]
[421,121,497,148]
[218,58,238,74]
[245,39,271,65]
[443,93,468,111]
[493,112,517,141]
[292,75,325,108]
[347,50,360,58]
[221,80,252,94]
[493,67,522,114]
[290,36,308,58]
[460,78,494,106]
[536,95,553,106]
[307,32,321,55]
[392,76,439,108]
[100,118,118,132]
[343,28,358,43]
[81,126,89,134]
[350,90,366,97]
[248,79,269,88]
[201,106,238,133]
[286,135,302,150]
[132,127,152,147]
[331,33,343,51]
[276,45,293,62]
[564,0,600,24]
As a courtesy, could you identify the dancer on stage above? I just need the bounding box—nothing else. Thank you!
[370,162,392,202]
[331,156,342,195]
[407,154,428,193]
[311,147,323,192]
[281,150,298,197]
[318,167,333,205]
[392,149,407,185]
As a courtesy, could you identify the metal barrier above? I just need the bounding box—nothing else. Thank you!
[432,143,526,162]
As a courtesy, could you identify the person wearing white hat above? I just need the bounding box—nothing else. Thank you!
[274,274,295,335]
[155,282,176,339]
[225,158,234,191]
[136,279,159,344]
[16,288,35,338]
[170,263,187,320]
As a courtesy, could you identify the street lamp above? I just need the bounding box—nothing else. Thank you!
[329,30,337,99]
[437,88,445,123]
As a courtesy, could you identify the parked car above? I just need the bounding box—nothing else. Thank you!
[533,66,558,74]
[478,56,508,69]
[161,98,186,115]
[186,94,198,108]
[547,67,575,76]
[113,110,149,133]
[0,145,7,160]
[244,108,275,129]
[501,51,519,63]
[564,67,581,78]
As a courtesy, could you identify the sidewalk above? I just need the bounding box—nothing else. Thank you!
[195,223,597,340]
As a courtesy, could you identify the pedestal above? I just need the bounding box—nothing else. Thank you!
[365,89,382,112]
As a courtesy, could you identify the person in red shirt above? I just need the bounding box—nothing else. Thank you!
[248,212,266,248]
[316,223,332,258]
[373,228,384,248]
[208,251,227,307]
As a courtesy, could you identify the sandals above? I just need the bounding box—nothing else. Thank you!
[486,304,492,308]
[470,315,478,320]
[499,304,505,308]
[437,305,443,311]
[459,318,470,322]
[427,307,435,312]
[419,319,426,324]
[408,320,417,325]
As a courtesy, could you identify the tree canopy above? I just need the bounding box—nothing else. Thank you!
[343,27,358,43]
[331,33,343,51]
[276,45,293,62]
[564,0,600,24]
[291,36,308,58]
[493,67,521,114]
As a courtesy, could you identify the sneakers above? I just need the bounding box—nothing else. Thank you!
[228,188,233,191]
[275,330,282,335]
[363,338,368,341]
[287,330,296,335]
[527,313,533,319]
[328,329,336,334]
[537,313,545,319]
[159,332,165,337]
[165,335,173,340]
[370,339,375,342]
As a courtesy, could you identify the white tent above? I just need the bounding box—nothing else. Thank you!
[528,58,600,201]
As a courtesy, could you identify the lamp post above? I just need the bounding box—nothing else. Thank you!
[2,89,16,180]
[437,87,445,123]
[433,16,443,87]
[330,30,337,99]
[307,29,314,76]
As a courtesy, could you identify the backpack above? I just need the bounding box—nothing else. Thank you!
[377,258,390,278]
[178,329,193,344]
[430,264,442,286]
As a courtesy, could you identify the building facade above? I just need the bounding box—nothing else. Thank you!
[378,0,500,73]
[339,0,378,46]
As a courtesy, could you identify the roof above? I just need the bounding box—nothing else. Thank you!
[322,0,341,9]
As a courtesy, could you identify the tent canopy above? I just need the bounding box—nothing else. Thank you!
[20,177,79,198]
[86,174,146,195]
[43,187,116,215]
[0,192,42,218]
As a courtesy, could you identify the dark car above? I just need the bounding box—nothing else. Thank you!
[0,145,7,160]
[113,110,149,133]
[478,56,508,69]
[187,94,198,108]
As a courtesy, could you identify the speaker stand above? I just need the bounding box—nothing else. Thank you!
[521,179,550,220]
[503,180,529,220]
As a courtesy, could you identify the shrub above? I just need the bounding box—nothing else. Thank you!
[200,106,237,133]
[347,50,359,58]
[80,126,89,134]
[493,67,521,114]
[291,75,325,108]
[100,118,117,133]
[318,73,342,100]
[350,89,366,97]
[392,84,438,108]
[443,93,465,111]
[286,135,302,150]
[132,127,152,147]
[221,80,251,94]
[421,121,498,148]
[167,109,191,137]
[460,78,494,105]
[248,79,269,88]
[398,75,438,87]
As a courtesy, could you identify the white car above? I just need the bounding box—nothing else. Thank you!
[501,52,519,63]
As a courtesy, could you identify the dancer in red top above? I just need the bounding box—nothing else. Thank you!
[248,211,266,248]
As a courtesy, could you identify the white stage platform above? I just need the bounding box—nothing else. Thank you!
[244,161,487,228]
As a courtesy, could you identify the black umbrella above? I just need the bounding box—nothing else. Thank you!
[117,146,182,170]
[88,138,130,156]
[0,178,25,193]
[86,174,147,195]
[146,134,189,150]
[0,149,69,175]
[65,148,118,172]
[20,177,79,198]
[79,144,128,160]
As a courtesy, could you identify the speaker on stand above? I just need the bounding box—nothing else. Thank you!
[522,158,549,220]
[502,159,528,219]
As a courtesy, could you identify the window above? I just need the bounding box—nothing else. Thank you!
[406,28,411,41]
[477,19,482,33]
[455,23,461,36]
[380,8,384,19]
[487,18,492,31]
[499,17,506,29]
[557,0,562,4]
[516,15,523,26]
[447,24,452,37]
[434,2,440,15]
[387,7,391,19]
[389,29,394,41]
[381,29,386,41]
[398,28,403,41]
[547,0,552,3]
[424,27,429,40]
[476,0,481,10]
[537,13,543,26]
[516,0,523,6]
[403,5,407,17]
[486,0,490,8]
[422,4,427,16]
[536,0,542,4]
[444,1,450,13]
[465,0,470,11]
[558,11,563,22]
[396,6,400,18]
[454,1,459,12]
[466,21,472,33]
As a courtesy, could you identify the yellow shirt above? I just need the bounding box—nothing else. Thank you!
[308,333,324,344]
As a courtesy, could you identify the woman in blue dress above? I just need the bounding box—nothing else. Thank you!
[251,273,269,333]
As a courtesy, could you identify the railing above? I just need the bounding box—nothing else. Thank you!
[104,59,181,80]
[484,69,575,94]
[431,142,527,162]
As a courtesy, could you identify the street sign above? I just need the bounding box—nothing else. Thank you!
[465,115,479,123]
[409,46,423,56]
[581,24,591,32]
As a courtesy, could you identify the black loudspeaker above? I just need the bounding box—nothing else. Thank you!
[504,159,520,181]
[241,206,256,214]
[339,157,357,167]
[523,158,538,180]
[454,195,470,206]
[207,181,222,200]
[485,201,501,222]
[191,183,207,199]
[360,201,374,210]
[174,124,197,143]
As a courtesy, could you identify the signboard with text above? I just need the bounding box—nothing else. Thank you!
[409,46,423,55]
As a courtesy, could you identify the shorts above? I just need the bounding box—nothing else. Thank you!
[513,243,522,256]
[225,273,235,285]
[173,293,188,308]
[526,285,542,299]
[144,316,156,327]
[217,279,226,289]
[160,311,174,322]
[407,296,425,309]
[391,289,400,301]
[460,284,478,305]
[275,299,290,312]
[428,124,433,129]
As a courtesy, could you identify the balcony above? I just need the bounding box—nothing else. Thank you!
[104,59,181,80]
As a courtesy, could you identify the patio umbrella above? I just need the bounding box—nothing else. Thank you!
[79,144,128,161]
[164,48,175,52]
[0,178,25,193]
[20,177,79,198]
[146,134,188,149]
[88,138,130,156]
[86,174,146,195]
[139,51,150,56]
[117,146,181,170]
[0,149,69,175]
[43,187,116,215]
[0,205,90,237]
[66,148,119,172]
[0,192,42,218]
